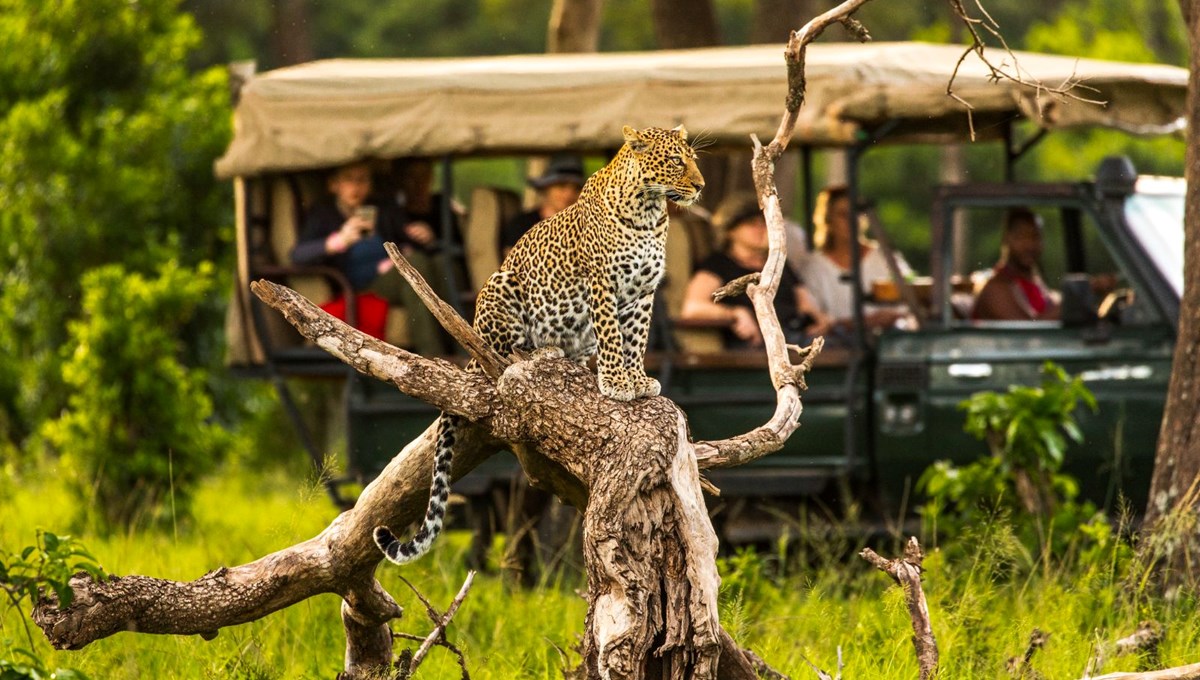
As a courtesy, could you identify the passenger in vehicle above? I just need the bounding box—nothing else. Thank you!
[290,160,445,355]
[971,207,1060,321]
[799,186,911,333]
[681,193,830,349]
[393,158,469,297]
[500,154,585,256]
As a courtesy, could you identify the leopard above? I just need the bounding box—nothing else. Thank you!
[374,124,705,565]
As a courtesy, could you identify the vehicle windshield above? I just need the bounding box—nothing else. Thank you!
[1124,177,1185,299]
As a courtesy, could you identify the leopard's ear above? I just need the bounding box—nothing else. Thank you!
[622,125,650,153]
[672,124,688,142]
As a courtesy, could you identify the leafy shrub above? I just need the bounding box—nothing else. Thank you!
[42,262,228,529]
[0,531,103,680]
[0,0,232,466]
[920,362,1106,560]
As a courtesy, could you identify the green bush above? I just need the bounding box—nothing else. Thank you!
[42,261,229,529]
[0,530,103,680]
[920,362,1105,561]
[0,0,232,464]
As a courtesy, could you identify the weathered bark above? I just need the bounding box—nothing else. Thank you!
[860,538,938,680]
[1143,0,1200,593]
[548,0,605,53]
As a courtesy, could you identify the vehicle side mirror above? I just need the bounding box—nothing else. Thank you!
[1060,274,1097,328]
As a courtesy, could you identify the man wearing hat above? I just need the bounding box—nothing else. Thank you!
[500,154,585,256]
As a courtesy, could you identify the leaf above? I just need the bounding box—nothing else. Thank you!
[1040,429,1065,467]
[1061,419,1083,444]
[51,581,74,609]
[42,533,59,553]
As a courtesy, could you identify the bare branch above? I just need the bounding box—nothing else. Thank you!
[384,242,511,377]
[408,571,476,672]
[713,273,761,303]
[799,651,834,680]
[860,538,938,680]
[693,0,870,470]
[33,421,502,654]
[770,0,875,153]
[745,647,792,680]
[1081,663,1200,680]
[944,0,1103,140]
[250,280,495,420]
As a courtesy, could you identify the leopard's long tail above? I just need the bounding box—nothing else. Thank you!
[374,411,458,564]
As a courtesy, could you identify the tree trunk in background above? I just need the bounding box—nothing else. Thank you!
[547,0,605,53]
[269,0,314,67]
[1143,0,1200,592]
[651,0,730,206]
[752,0,817,43]
[651,0,721,49]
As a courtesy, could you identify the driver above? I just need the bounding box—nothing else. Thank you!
[972,208,1061,321]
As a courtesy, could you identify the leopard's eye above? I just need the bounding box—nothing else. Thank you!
[669,156,685,168]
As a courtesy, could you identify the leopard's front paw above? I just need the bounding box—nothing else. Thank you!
[598,372,637,402]
[633,375,661,398]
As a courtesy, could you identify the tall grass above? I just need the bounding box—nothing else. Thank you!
[3,464,1198,679]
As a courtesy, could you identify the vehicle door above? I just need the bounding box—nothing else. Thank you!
[873,185,1175,512]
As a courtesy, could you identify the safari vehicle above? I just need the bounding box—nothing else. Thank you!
[218,42,1187,532]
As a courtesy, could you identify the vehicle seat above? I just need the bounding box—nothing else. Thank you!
[664,211,724,353]
[463,186,522,294]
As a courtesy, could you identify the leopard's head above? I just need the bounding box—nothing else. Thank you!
[622,125,705,206]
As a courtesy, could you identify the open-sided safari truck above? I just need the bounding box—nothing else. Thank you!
[219,42,1186,535]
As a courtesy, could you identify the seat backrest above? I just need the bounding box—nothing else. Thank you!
[266,175,333,307]
[662,211,717,316]
[662,218,695,319]
[463,186,522,293]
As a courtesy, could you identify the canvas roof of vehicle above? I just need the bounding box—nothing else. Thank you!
[214,41,1186,179]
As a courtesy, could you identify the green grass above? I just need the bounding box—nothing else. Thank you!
[3,465,1198,679]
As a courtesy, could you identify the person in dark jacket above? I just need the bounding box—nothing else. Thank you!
[290,160,445,354]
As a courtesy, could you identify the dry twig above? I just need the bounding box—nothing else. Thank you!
[1007,628,1050,679]
[944,0,1102,139]
[384,242,510,378]
[861,538,938,680]
[400,570,476,673]
[798,647,842,680]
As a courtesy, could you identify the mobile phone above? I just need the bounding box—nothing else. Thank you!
[355,205,378,234]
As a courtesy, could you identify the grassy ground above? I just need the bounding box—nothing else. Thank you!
[2,464,1198,679]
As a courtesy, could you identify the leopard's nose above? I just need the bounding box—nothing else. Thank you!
[694,179,705,192]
